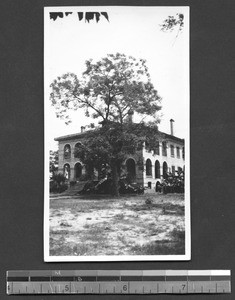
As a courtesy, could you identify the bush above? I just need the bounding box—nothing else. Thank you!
[162,170,184,194]
[50,173,68,193]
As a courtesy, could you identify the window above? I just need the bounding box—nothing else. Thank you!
[146,159,152,176]
[177,147,180,158]
[162,141,167,156]
[170,145,174,157]
[74,162,82,179]
[172,165,175,175]
[163,162,168,179]
[64,144,71,159]
[63,164,70,179]
[182,147,185,159]
[155,160,160,178]
[154,141,160,155]
[74,142,82,158]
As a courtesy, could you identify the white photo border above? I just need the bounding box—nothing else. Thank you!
[44,6,190,262]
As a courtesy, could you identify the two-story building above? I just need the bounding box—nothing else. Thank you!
[54,119,185,190]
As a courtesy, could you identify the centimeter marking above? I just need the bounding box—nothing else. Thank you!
[7,270,231,295]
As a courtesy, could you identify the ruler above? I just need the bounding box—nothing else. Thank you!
[7,270,231,295]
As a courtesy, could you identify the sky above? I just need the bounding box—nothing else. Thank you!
[44,6,189,150]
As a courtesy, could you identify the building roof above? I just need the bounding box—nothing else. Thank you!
[54,128,184,144]
[54,131,88,142]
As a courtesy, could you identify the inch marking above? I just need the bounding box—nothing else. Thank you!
[6,281,232,295]
[6,270,231,295]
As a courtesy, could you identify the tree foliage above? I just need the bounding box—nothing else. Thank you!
[162,170,184,194]
[50,53,162,195]
[49,150,58,176]
[50,173,68,193]
[160,13,184,33]
[74,122,163,178]
[50,53,161,125]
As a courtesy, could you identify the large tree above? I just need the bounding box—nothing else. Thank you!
[50,53,162,195]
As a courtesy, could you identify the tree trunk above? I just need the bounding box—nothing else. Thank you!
[110,159,120,197]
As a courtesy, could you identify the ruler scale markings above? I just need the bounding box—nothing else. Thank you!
[6,270,231,295]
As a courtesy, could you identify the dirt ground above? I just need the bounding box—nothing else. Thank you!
[49,193,185,256]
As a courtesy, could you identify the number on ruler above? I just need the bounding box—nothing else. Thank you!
[182,284,186,290]
[65,284,69,292]
[123,284,127,291]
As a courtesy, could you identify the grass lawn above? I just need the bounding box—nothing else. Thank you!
[49,193,185,256]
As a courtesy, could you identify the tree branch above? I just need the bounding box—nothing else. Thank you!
[75,95,105,120]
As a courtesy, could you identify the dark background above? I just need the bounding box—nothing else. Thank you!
[0,0,234,299]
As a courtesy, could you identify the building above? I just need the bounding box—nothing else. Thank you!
[54,119,185,190]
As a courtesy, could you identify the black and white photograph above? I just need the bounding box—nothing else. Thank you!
[44,6,190,261]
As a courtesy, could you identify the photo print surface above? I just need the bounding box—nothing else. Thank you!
[44,6,190,261]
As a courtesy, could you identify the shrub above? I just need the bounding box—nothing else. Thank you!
[50,173,68,193]
[162,170,184,194]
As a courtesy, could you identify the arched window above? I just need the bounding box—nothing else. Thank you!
[64,144,71,159]
[155,160,160,178]
[63,164,70,180]
[74,142,82,158]
[163,162,168,179]
[126,158,136,182]
[74,162,82,179]
[146,159,152,176]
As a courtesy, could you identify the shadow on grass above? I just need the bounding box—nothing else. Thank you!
[131,229,185,255]
[130,202,184,216]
